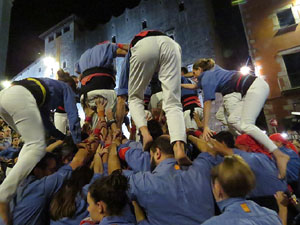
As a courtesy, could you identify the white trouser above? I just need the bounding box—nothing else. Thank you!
[0,85,46,202]
[80,89,117,128]
[226,78,277,152]
[216,92,242,136]
[54,112,68,134]
[184,107,203,129]
[128,36,186,143]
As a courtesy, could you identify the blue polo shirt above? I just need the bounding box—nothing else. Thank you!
[233,149,287,197]
[202,198,282,225]
[11,165,73,225]
[50,173,103,225]
[40,78,81,144]
[0,147,19,159]
[77,42,118,74]
[124,153,219,225]
[279,146,300,183]
[118,140,150,172]
[197,65,236,102]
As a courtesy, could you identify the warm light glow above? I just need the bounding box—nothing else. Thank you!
[43,56,59,78]
[255,65,262,76]
[1,80,11,89]
[292,112,300,116]
[240,66,251,75]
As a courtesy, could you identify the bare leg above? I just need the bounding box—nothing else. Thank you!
[273,149,290,179]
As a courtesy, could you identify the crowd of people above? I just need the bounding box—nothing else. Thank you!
[0,30,300,225]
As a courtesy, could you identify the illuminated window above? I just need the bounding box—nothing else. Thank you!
[277,8,295,28]
[283,52,300,87]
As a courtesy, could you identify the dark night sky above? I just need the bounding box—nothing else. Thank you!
[6,0,141,78]
[6,0,248,78]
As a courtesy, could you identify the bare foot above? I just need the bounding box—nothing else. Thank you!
[0,202,11,225]
[273,149,290,179]
[173,141,192,166]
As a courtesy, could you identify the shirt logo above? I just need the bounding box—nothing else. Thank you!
[240,203,251,213]
[174,164,180,170]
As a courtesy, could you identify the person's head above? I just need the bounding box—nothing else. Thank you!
[192,58,215,77]
[57,69,77,93]
[213,131,235,148]
[71,75,79,87]
[181,67,188,75]
[211,155,255,202]
[149,135,174,171]
[50,166,93,220]
[148,120,163,141]
[33,153,57,179]
[3,125,11,138]
[12,137,20,148]
[87,170,129,223]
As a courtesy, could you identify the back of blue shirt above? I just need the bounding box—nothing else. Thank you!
[233,149,287,197]
[197,65,236,102]
[280,146,300,183]
[126,153,219,225]
[77,43,118,73]
[202,198,282,225]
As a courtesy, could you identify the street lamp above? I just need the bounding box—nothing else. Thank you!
[43,56,59,78]
[1,80,11,89]
[240,66,251,75]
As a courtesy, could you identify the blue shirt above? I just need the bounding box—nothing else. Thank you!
[118,140,150,172]
[202,198,282,225]
[40,78,81,144]
[99,216,135,225]
[279,146,300,183]
[0,147,19,159]
[50,173,103,225]
[124,153,219,225]
[11,165,73,225]
[233,149,287,197]
[181,76,198,97]
[117,52,131,96]
[77,42,118,74]
[197,65,236,102]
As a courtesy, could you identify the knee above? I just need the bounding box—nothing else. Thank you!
[240,122,254,133]
[227,115,240,127]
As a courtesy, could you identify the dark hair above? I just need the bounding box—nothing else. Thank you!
[148,120,163,141]
[211,155,255,198]
[181,67,188,74]
[35,152,57,170]
[57,69,77,93]
[50,166,93,220]
[88,170,129,216]
[150,135,174,156]
[213,131,235,148]
[193,58,215,71]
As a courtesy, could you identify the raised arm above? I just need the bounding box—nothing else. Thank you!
[181,83,197,90]
[203,100,214,141]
